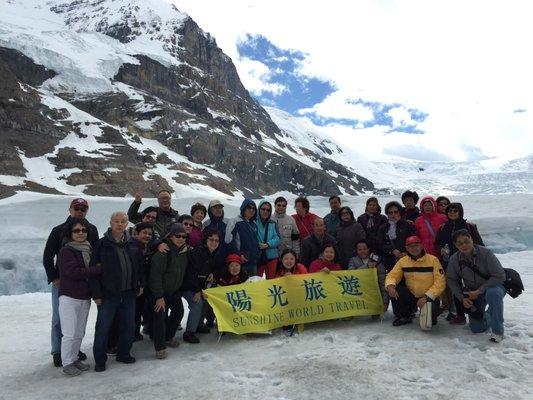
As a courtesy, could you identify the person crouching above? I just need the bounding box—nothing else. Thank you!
[385,236,446,328]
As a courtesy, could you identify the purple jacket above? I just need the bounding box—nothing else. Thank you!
[58,246,101,300]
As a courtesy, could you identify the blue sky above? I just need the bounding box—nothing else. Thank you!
[237,34,428,134]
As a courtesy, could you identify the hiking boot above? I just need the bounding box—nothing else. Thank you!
[63,363,82,377]
[94,364,106,372]
[183,331,200,344]
[490,333,504,343]
[155,349,168,360]
[73,360,90,371]
[450,315,467,325]
[107,346,117,355]
[445,312,456,321]
[392,317,412,327]
[165,339,180,348]
[116,355,136,364]
[53,353,62,367]
[196,324,210,334]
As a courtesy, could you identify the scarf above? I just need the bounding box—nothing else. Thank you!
[366,212,374,229]
[65,241,92,267]
[387,220,397,240]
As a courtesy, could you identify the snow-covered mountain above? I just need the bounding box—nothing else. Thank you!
[267,107,533,195]
[0,0,374,199]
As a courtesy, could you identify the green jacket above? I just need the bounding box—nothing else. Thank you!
[149,244,188,299]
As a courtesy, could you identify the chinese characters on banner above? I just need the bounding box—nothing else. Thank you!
[205,269,383,334]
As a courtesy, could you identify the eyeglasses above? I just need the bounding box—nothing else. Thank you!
[182,222,193,227]
[387,210,400,215]
[276,203,287,207]
[72,228,88,234]
[73,207,88,212]
[174,234,188,239]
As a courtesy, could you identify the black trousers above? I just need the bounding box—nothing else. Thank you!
[152,294,182,351]
[391,283,441,323]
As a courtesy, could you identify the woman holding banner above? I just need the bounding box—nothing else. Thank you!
[308,244,342,273]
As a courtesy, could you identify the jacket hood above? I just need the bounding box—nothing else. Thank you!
[339,206,355,225]
[240,198,257,220]
[208,203,225,222]
[446,202,465,220]
[257,200,272,223]
[419,196,438,216]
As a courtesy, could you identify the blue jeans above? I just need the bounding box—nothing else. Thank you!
[93,290,136,366]
[51,284,62,355]
[468,285,506,335]
[178,291,204,333]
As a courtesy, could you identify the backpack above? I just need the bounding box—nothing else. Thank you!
[461,261,524,299]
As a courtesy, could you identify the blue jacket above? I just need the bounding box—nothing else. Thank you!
[225,199,260,267]
[89,230,144,299]
[256,200,281,261]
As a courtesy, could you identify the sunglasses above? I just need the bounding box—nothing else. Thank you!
[276,203,287,207]
[73,207,88,212]
[174,234,188,239]
[182,222,193,227]
[72,228,88,234]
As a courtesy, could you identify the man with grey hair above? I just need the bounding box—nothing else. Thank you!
[90,212,144,372]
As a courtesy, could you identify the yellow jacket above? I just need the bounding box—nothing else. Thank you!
[385,253,445,300]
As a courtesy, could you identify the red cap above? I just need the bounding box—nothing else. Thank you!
[405,236,422,246]
[226,254,242,265]
[70,198,89,208]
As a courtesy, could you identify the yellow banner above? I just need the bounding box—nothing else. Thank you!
[205,269,383,334]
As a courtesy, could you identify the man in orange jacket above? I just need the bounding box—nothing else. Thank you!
[385,236,446,327]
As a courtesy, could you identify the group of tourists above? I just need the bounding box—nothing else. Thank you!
[43,190,509,376]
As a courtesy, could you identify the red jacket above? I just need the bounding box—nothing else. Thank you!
[292,212,318,240]
[308,259,342,273]
[414,196,447,257]
[276,263,308,277]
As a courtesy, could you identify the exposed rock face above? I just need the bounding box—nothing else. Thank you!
[0,0,374,199]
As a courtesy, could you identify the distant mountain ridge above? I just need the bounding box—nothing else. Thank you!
[0,0,374,199]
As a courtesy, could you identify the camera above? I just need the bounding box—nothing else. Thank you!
[369,253,380,262]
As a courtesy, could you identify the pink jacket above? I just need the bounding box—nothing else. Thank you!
[414,196,447,257]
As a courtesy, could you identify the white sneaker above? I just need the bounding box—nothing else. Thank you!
[490,333,504,343]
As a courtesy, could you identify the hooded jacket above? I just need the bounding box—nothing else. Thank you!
[203,204,230,273]
[333,208,366,268]
[385,252,446,300]
[256,200,281,262]
[435,202,484,258]
[271,211,301,256]
[414,196,447,257]
[225,199,260,267]
[89,230,144,299]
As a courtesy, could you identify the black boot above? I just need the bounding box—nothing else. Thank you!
[77,351,87,361]
[53,353,62,367]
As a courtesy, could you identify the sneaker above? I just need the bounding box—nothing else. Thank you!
[73,360,90,371]
[490,333,504,343]
[63,363,82,377]
[155,349,168,360]
[183,332,200,344]
[77,351,87,361]
[116,355,136,364]
[392,317,412,327]
[196,324,211,334]
[450,315,467,325]
[165,339,180,348]
[94,364,106,372]
[107,346,117,355]
[445,312,456,321]
[53,353,62,368]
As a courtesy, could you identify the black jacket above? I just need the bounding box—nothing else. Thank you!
[89,231,144,299]
[300,234,337,268]
[376,219,417,271]
[42,217,99,283]
[357,212,388,252]
[181,245,217,293]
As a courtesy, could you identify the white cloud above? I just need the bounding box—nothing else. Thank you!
[172,0,533,161]
[237,57,287,96]
[387,106,414,128]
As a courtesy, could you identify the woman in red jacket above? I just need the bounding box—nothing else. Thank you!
[276,249,308,277]
[414,196,447,257]
[308,244,342,273]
